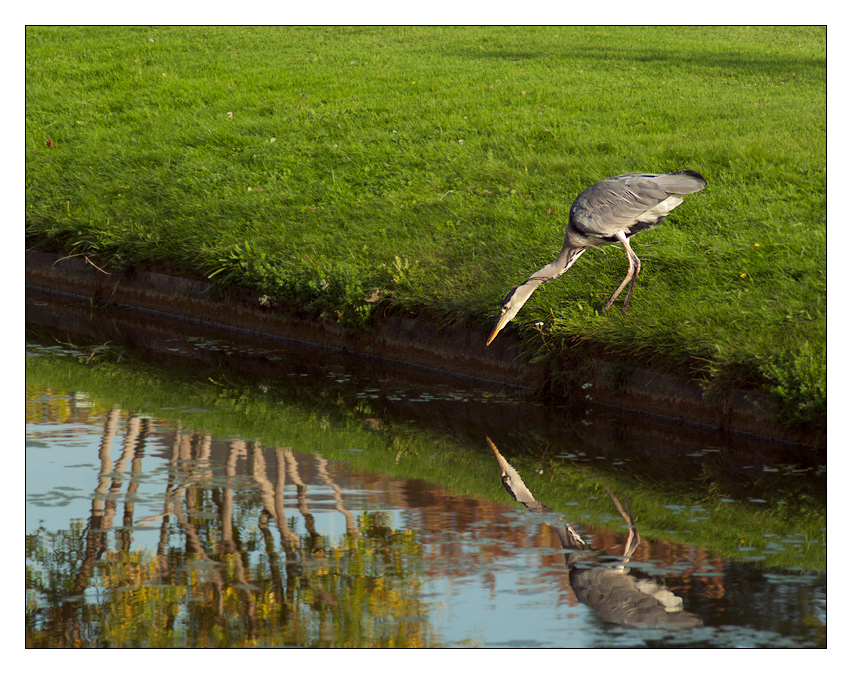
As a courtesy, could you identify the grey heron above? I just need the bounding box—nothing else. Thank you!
[486,170,707,345]
[486,437,703,629]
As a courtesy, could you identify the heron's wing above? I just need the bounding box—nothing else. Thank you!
[571,568,704,629]
[570,172,705,238]
[646,170,706,195]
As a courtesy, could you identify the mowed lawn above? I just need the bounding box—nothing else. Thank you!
[25,26,826,428]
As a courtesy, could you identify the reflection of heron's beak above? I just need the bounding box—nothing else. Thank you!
[486,436,511,476]
[485,312,511,346]
[486,436,545,511]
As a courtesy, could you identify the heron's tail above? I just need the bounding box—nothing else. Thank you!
[661,170,707,194]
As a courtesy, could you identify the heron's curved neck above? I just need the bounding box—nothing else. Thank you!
[528,244,586,287]
[556,242,586,272]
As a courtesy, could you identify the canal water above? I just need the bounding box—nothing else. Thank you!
[25,291,826,648]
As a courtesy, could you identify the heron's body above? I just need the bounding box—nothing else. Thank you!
[487,170,706,345]
[569,560,704,629]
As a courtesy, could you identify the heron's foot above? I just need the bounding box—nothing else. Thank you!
[600,297,630,314]
[602,280,632,313]
[621,276,638,312]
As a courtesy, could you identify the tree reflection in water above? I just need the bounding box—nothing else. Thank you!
[26,402,435,648]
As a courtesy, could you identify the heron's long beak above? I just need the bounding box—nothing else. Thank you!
[485,311,512,346]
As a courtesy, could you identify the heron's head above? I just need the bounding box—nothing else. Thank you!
[486,285,533,346]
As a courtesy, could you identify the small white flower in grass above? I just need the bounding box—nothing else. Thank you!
[227,112,233,118]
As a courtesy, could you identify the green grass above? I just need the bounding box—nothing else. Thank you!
[25,26,826,429]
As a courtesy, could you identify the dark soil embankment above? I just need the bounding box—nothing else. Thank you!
[25,250,821,448]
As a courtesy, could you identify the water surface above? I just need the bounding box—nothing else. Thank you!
[25,292,826,647]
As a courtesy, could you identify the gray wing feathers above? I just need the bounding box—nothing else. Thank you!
[570,170,706,236]
[648,170,707,195]
[571,568,704,628]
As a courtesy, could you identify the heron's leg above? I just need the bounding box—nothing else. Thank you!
[604,487,641,572]
[602,232,641,312]
[621,245,641,312]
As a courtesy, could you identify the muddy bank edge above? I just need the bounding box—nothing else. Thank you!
[25,250,822,448]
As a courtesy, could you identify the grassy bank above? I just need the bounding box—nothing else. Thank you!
[25,26,826,428]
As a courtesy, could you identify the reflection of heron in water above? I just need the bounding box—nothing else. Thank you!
[487,437,702,629]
